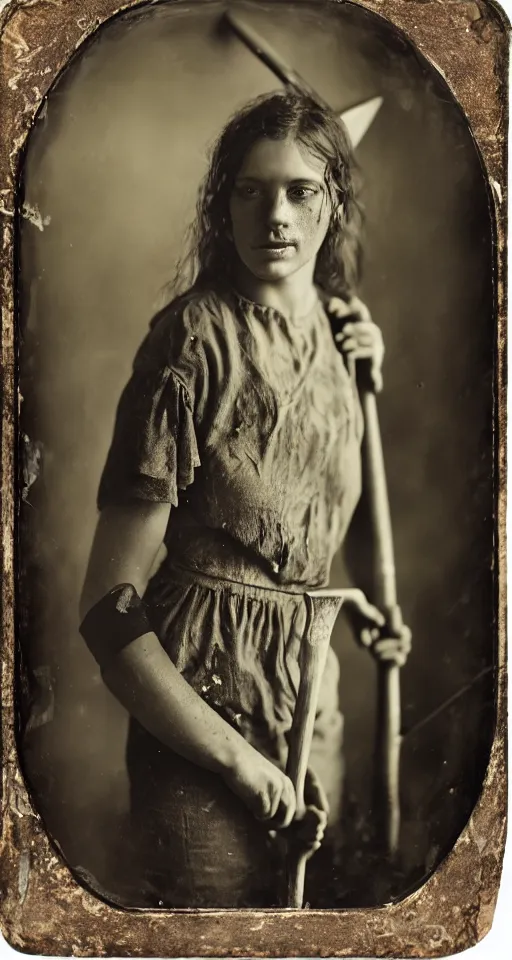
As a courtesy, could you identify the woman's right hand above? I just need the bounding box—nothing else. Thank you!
[343,588,412,667]
[223,743,296,829]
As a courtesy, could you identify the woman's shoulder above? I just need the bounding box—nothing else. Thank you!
[155,286,236,333]
[135,287,238,371]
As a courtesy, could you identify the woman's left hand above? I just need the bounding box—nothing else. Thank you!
[296,768,329,858]
[342,588,412,668]
[275,768,329,860]
[328,295,385,393]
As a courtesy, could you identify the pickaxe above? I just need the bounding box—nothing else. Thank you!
[224,9,383,149]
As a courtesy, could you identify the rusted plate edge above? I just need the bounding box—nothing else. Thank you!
[0,0,508,956]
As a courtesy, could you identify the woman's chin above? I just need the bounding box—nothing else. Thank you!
[247,260,299,284]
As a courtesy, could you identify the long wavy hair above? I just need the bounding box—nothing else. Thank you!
[167,90,363,303]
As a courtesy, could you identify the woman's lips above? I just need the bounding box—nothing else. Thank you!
[255,241,297,259]
[257,241,296,248]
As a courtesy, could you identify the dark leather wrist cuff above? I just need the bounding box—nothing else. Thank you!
[79,583,151,668]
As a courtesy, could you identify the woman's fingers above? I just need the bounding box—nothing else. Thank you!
[304,767,330,817]
[261,775,296,830]
[284,806,327,858]
[362,602,386,627]
[300,806,327,838]
[360,626,381,649]
[374,632,412,657]
[343,588,412,664]
[374,638,409,654]
[334,321,384,355]
[270,800,296,830]
[334,331,377,349]
[362,632,412,666]
[335,320,376,338]
[340,346,376,359]
[371,369,384,394]
[344,589,386,627]
[336,336,357,351]
[239,757,297,829]
[274,770,330,855]
[327,296,353,319]
[334,323,384,393]
[329,295,373,325]
[342,334,376,348]
[347,593,412,665]
[348,296,373,324]
[373,645,409,667]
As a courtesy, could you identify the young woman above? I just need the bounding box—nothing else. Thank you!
[79,91,410,908]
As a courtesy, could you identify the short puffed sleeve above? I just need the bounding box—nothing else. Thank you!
[97,298,211,509]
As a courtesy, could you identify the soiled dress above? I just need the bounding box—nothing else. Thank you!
[98,287,363,907]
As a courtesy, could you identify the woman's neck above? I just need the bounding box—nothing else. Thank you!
[233,263,319,320]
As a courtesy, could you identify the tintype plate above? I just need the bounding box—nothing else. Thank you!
[0,0,508,956]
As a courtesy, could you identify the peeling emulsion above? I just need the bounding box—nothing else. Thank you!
[20,200,50,231]
[24,665,55,733]
[20,432,43,500]
[0,0,508,957]
[491,178,503,203]
[17,850,30,904]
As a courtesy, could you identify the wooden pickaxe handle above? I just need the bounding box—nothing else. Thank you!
[224,10,331,108]
[359,386,402,857]
[285,593,342,906]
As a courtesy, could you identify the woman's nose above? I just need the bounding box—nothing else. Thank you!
[265,190,291,229]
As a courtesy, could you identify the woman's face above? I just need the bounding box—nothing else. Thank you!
[229,135,333,285]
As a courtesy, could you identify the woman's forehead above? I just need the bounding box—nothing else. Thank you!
[236,136,326,183]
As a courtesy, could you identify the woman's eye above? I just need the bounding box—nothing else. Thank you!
[289,186,318,201]
[235,184,260,198]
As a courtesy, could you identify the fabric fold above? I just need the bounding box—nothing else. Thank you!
[98,366,200,509]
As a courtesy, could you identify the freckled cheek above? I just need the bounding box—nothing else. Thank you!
[295,203,330,249]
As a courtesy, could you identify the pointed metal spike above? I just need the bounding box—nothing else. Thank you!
[340,96,383,148]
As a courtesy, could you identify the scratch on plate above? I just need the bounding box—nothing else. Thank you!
[18,850,30,904]
[492,180,503,204]
[21,433,43,500]
[21,201,51,231]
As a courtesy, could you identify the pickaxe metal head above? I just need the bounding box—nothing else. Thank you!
[224,9,382,148]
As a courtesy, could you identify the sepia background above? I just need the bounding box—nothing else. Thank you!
[17,0,496,905]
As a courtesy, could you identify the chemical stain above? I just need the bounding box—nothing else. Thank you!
[18,850,30,904]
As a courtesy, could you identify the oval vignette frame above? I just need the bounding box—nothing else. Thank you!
[0,0,508,956]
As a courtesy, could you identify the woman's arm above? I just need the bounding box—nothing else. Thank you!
[80,502,169,616]
[80,502,297,828]
[326,297,412,665]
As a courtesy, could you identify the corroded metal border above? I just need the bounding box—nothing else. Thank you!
[0,0,507,955]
